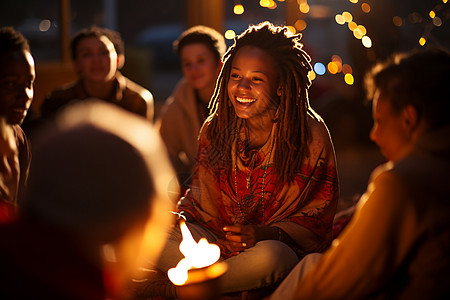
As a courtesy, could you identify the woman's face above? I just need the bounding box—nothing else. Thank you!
[73,35,118,83]
[227,45,279,120]
[180,43,221,92]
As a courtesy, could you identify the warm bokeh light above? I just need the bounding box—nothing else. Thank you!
[295,19,307,31]
[342,64,353,74]
[268,0,277,9]
[234,4,244,15]
[361,2,371,13]
[342,11,353,22]
[393,16,403,27]
[348,21,358,31]
[419,37,427,46]
[331,55,342,63]
[308,70,316,81]
[39,19,51,32]
[433,17,443,26]
[429,10,436,19]
[167,220,221,286]
[327,61,339,74]
[362,35,372,48]
[356,25,367,35]
[260,0,270,8]
[444,0,448,3]
[344,73,354,85]
[299,3,310,14]
[349,0,358,3]
[314,62,326,75]
[335,14,345,25]
[286,26,296,35]
[224,30,236,40]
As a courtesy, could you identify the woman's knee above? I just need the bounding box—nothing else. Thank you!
[252,240,299,274]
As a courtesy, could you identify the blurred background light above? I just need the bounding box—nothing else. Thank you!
[233,4,244,15]
[314,62,326,75]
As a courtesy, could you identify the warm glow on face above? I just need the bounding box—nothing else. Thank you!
[167,220,221,286]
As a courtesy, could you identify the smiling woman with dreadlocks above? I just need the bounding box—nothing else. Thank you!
[134,22,339,299]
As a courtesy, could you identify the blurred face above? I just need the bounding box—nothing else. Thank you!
[180,43,221,92]
[73,35,118,83]
[227,46,279,120]
[370,91,411,161]
[0,50,35,125]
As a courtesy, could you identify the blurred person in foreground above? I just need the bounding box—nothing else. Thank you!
[38,26,154,123]
[132,21,338,300]
[0,101,176,299]
[157,25,226,192]
[0,26,34,207]
[269,47,450,300]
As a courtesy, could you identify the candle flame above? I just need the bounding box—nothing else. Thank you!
[168,220,221,285]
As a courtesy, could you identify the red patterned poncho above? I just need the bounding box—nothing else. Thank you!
[178,114,339,258]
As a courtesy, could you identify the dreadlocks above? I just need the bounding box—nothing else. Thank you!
[207,21,317,182]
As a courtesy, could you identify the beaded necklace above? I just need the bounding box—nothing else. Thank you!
[233,128,274,222]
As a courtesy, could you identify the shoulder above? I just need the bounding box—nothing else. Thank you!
[45,81,79,101]
[306,110,334,151]
[159,79,197,121]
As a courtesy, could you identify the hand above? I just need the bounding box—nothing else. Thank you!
[222,224,262,251]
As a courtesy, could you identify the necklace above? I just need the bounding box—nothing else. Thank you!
[234,135,273,222]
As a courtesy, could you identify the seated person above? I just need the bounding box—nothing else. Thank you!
[157,25,226,191]
[269,47,450,300]
[40,26,154,122]
[0,26,33,206]
[132,21,339,300]
[0,101,176,299]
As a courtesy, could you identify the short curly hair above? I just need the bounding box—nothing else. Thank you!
[173,25,226,62]
[70,25,124,60]
[0,26,30,54]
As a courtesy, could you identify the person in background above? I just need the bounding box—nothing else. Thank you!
[269,47,450,300]
[156,25,226,191]
[133,21,338,300]
[0,26,33,207]
[39,26,154,122]
[0,101,176,300]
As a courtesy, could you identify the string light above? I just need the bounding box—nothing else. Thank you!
[419,37,427,46]
[224,30,236,40]
[234,4,244,15]
[361,3,371,13]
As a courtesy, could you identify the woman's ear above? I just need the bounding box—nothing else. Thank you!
[402,104,419,134]
[277,86,282,97]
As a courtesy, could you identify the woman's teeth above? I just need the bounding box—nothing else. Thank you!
[236,97,256,104]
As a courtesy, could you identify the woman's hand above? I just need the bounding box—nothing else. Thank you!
[223,224,280,249]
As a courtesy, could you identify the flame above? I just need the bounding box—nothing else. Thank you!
[168,220,221,285]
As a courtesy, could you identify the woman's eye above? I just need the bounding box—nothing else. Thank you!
[252,77,263,82]
[231,73,241,79]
